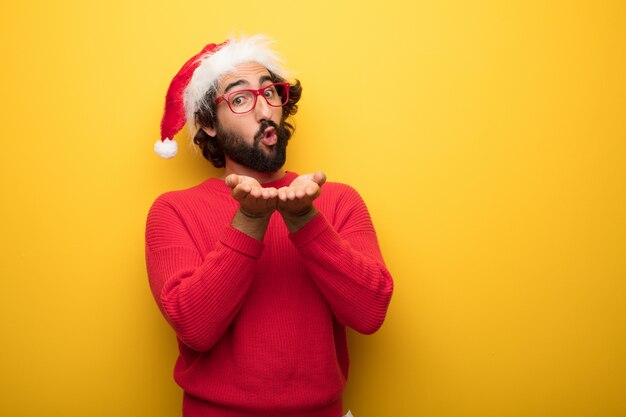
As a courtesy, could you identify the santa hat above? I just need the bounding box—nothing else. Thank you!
[154,34,287,159]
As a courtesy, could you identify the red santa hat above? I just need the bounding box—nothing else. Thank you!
[155,34,287,158]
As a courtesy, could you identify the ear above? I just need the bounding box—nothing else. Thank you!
[202,126,217,137]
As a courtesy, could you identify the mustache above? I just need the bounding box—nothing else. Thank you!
[253,120,279,143]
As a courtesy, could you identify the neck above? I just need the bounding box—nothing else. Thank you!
[223,159,285,184]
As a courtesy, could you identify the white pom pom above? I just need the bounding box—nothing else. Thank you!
[154,138,178,159]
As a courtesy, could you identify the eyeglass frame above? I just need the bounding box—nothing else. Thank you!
[215,82,291,114]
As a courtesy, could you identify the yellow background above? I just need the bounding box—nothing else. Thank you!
[1,1,625,416]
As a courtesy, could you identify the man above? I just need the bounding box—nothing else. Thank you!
[146,34,393,417]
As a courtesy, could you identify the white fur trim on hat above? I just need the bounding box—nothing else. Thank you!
[154,138,178,159]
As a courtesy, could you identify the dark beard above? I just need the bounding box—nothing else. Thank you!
[216,120,289,173]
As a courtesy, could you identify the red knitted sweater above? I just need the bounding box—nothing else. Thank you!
[145,172,393,417]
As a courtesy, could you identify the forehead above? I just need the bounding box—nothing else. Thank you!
[217,61,272,92]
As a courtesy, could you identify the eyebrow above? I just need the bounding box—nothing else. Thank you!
[259,75,273,85]
[223,75,275,94]
[224,80,248,94]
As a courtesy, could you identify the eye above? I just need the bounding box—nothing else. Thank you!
[230,92,251,107]
[263,85,277,98]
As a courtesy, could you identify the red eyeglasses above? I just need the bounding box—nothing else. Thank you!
[215,82,290,114]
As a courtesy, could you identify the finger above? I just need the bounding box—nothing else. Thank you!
[231,185,251,201]
[265,187,278,199]
[305,183,320,197]
[313,171,326,187]
[278,187,288,201]
[250,186,262,198]
[230,186,249,201]
[225,174,240,188]
[295,187,306,199]
[261,188,272,199]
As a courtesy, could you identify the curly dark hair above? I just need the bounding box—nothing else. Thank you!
[192,71,303,168]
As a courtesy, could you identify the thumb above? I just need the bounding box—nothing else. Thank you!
[225,174,240,188]
[313,171,326,187]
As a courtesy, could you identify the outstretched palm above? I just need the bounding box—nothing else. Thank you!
[277,172,326,217]
[226,174,278,218]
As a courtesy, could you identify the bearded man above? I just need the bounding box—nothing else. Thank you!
[146,34,393,417]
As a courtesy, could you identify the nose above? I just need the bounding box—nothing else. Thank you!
[253,94,273,121]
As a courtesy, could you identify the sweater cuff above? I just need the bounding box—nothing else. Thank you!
[289,212,333,248]
[220,225,265,258]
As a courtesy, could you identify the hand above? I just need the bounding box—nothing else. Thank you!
[277,171,326,232]
[225,174,278,218]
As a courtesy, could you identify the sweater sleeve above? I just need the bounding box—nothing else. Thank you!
[289,186,393,335]
[145,197,263,352]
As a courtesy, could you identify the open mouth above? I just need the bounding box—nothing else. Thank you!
[259,126,277,146]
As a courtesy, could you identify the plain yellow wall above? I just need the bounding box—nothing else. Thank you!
[1,1,625,416]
